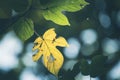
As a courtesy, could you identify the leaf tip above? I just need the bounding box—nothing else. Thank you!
[66,44,69,47]
[67,23,71,26]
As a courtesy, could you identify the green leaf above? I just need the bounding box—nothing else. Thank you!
[42,9,70,26]
[57,0,89,12]
[0,8,12,19]
[80,59,90,75]
[42,0,89,26]
[13,18,34,41]
[90,55,107,77]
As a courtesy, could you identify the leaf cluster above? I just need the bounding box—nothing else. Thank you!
[59,55,108,80]
[0,0,89,41]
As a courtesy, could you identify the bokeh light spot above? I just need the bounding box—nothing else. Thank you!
[75,73,99,80]
[20,68,42,80]
[22,43,37,67]
[108,61,120,79]
[81,43,98,56]
[80,29,97,45]
[63,60,77,71]
[0,31,23,71]
[63,38,81,59]
[102,38,119,54]
[99,12,111,28]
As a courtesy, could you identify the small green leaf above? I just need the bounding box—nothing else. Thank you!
[90,55,107,77]
[80,59,90,75]
[42,9,70,26]
[13,18,34,41]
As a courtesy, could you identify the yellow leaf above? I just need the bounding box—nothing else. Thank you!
[54,37,69,47]
[32,51,42,62]
[43,28,56,41]
[32,28,69,76]
[32,37,43,51]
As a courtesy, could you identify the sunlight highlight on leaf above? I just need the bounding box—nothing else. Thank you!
[42,0,89,26]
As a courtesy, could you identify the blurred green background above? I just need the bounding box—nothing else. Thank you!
[0,0,120,80]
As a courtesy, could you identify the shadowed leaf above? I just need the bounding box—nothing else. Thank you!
[13,18,34,41]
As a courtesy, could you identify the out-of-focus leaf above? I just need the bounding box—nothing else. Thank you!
[13,18,34,41]
[90,55,107,77]
[71,62,80,77]
[28,10,45,24]
[80,58,90,75]
[79,55,107,77]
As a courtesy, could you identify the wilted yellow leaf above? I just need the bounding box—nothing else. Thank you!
[32,28,69,75]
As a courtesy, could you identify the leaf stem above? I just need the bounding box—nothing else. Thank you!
[34,29,40,37]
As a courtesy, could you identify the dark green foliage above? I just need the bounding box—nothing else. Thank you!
[72,55,107,77]
[90,55,107,77]
[0,0,29,18]
[0,8,12,19]
[11,0,32,13]
[80,58,90,75]
[39,0,53,6]
[59,55,107,80]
